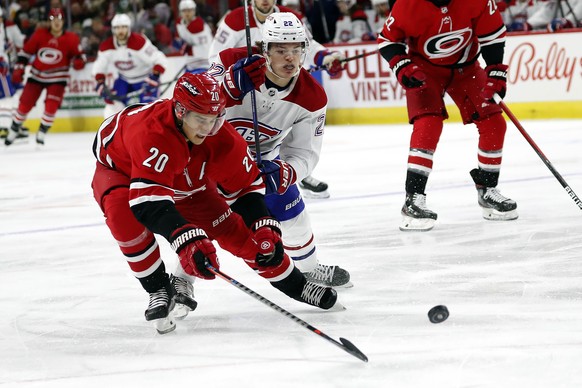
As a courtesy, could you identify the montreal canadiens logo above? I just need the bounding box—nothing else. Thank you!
[114,60,135,71]
[423,28,472,59]
[37,48,63,65]
[229,118,282,144]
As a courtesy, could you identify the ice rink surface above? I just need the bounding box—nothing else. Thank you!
[1,118,582,388]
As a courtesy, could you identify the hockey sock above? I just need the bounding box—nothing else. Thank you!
[271,267,306,301]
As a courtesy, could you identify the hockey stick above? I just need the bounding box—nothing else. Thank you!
[100,80,179,102]
[159,63,188,97]
[206,265,368,363]
[495,94,582,210]
[243,0,263,166]
[309,49,379,73]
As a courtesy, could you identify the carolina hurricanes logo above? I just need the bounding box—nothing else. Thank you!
[114,60,136,71]
[37,48,63,65]
[423,28,472,59]
[229,118,282,144]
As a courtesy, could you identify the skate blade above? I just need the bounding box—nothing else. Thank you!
[399,215,435,231]
[334,280,354,289]
[153,314,176,334]
[173,304,194,320]
[327,300,346,312]
[299,188,330,199]
[482,208,518,221]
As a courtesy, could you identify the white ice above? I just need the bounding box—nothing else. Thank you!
[1,118,582,388]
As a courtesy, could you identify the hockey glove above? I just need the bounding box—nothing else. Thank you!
[315,50,346,76]
[482,64,508,101]
[547,18,573,32]
[72,56,85,70]
[170,225,219,280]
[11,64,24,85]
[389,55,426,90]
[261,159,297,195]
[94,75,108,98]
[252,218,284,268]
[224,55,266,100]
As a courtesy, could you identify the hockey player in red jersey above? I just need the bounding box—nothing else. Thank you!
[378,0,518,231]
[4,8,86,146]
[91,72,339,334]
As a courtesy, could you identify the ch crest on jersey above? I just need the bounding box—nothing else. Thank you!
[423,27,472,59]
[114,60,136,71]
[229,117,282,144]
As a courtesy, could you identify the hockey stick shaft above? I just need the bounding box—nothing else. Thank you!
[243,0,262,166]
[159,64,188,97]
[206,265,368,362]
[495,95,582,210]
[101,80,176,102]
[309,49,379,73]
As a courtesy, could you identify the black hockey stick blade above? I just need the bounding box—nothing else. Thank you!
[207,265,368,362]
[339,337,368,362]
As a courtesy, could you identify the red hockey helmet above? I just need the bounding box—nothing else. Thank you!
[173,72,226,135]
[48,8,64,20]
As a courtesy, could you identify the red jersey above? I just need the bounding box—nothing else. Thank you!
[93,99,263,213]
[378,0,506,67]
[20,28,83,83]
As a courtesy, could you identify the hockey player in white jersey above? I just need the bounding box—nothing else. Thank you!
[209,12,351,288]
[208,0,344,199]
[175,0,213,73]
[92,13,169,118]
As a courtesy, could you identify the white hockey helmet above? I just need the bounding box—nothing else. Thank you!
[179,0,197,11]
[111,13,132,29]
[281,0,300,6]
[337,0,356,7]
[371,0,388,5]
[262,13,308,77]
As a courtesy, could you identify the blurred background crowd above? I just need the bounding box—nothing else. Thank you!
[1,0,581,62]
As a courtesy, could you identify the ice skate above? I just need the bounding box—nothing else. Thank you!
[145,286,176,334]
[171,275,198,319]
[4,126,29,146]
[299,175,330,199]
[304,263,352,288]
[36,130,46,145]
[300,281,343,311]
[476,186,518,220]
[400,192,437,231]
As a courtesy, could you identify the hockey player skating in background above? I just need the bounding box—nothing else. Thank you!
[333,0,375,43]
[91,72,340,334]
[92,13,169,119]
[210,13,351,288]
[4,8,85,146]
[0,7,25,139]
[378,0,518,231]
[208,0,345,199]
[174,0,214,74]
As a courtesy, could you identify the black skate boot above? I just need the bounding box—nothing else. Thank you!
[272,268,342,310]
[400,192,438,231]
[304,263,352,288]
[470,168,518,220]
[145,282,176,334]
[299,175,330,199]
[170,275,197,319]
[300,281,339,310]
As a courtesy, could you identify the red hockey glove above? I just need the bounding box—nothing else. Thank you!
[224,55,266,100]
[482,64,508,101]
[11,64,24,85]
[170,225,219,280]
[252,218,284,268]
[260,159,297,195]
[72,57,85,70]
[389,55,426,90]
[315,50,346,76]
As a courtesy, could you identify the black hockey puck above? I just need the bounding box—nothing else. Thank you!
[428,305,449,323]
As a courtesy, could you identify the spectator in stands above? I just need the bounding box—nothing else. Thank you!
[528,0,581,31]
[13,0,44,38]
[333,0,375,43]
[305,0,340,43]
[175,0,214,73]
[369,0,390,34]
